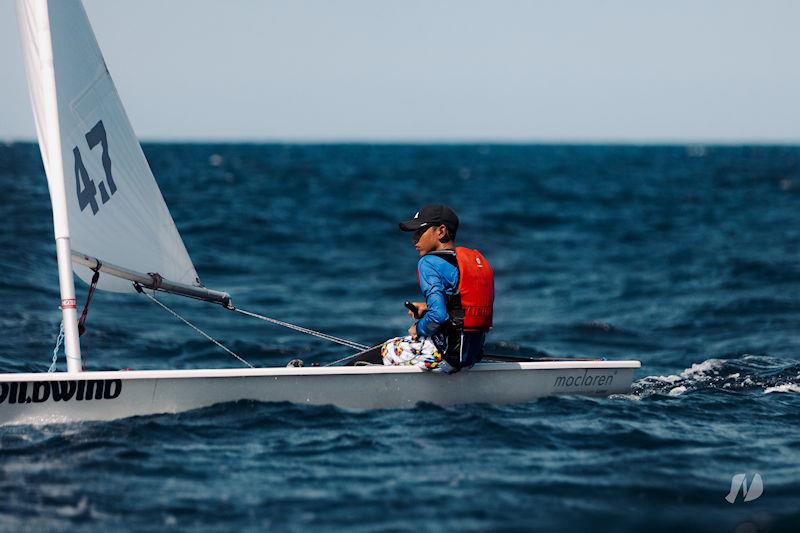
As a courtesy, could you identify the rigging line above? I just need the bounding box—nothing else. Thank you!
[230,307,369,351]
[325,354,355,367]
[324,351,373,367]
[77,263,101,336]
[48,321,64,372]
[137,286,254,369]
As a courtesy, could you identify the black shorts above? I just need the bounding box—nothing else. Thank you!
[434,329,487,369]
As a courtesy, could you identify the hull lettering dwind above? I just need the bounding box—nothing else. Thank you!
[0,380,123,404]
[51,381,77,401]
[32,382,50,403]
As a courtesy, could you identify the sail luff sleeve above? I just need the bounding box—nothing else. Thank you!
[17,0,71,241]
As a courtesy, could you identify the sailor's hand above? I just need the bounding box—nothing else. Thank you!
[408,323,418,338]
[408,302,428,318]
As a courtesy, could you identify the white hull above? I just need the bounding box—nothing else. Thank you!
[0,361,640,426]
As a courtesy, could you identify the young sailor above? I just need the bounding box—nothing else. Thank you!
[379,204,494,372]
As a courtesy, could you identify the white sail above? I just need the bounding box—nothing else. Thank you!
[17,0,199,293]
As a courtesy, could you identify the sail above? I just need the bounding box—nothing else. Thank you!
[17,0,199,293]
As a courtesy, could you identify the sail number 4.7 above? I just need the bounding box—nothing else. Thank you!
[73,120,117,215]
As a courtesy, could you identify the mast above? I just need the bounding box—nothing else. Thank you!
[17,0,82,372]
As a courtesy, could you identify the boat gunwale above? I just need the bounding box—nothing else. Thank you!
[0,360,641,382]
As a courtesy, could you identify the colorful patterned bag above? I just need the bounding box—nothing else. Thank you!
[380,335,454,372]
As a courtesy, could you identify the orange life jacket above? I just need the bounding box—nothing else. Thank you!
[454,247,494,331]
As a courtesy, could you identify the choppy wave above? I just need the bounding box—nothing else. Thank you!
[2,143,799,530]
[618,355,800,400]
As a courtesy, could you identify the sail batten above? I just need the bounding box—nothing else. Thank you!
[18,0,200,294]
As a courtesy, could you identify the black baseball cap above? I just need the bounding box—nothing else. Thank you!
[398,204,459,235]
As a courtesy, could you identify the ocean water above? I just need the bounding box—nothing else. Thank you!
[0,143,798,531]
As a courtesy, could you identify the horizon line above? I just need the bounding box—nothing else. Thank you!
[4,136,800,146]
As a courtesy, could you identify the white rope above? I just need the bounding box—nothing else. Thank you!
[48,321,64,372]
[231,307,368,351]
[140,290,254,368]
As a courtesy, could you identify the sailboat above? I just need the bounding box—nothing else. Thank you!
[1,0,641,426]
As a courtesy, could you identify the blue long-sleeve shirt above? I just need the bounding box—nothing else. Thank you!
[416,253,459,337]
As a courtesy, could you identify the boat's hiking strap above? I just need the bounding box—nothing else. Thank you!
[230,307,369,351]
[137,286,254,368]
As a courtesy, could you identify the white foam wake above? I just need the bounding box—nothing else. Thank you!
[615,355,800,400]
[764,383,800,394]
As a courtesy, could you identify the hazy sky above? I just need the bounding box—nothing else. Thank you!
[2,0,800,142]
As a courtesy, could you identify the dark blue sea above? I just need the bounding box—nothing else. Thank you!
[1,143,798,531]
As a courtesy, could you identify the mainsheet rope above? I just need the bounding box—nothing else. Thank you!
[137,284,370,367]
[230,307,369,351]
[323,347,379,367]
[137,286,254,368]
[49,271,370,370]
